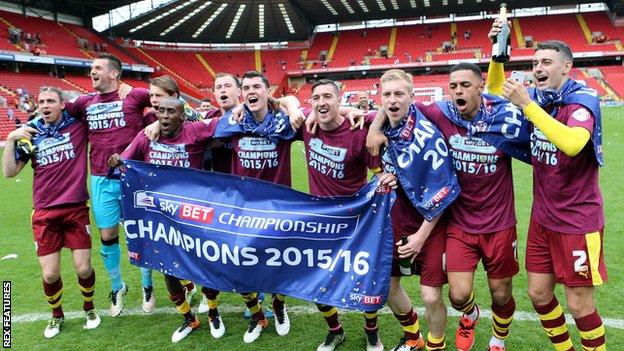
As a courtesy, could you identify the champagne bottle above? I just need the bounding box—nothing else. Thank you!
[399,236,412,275]
[492,3,511,63]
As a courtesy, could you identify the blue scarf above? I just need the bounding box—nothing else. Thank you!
[435,93,531,164]
[214,105,295,141]
[383,104,460,221]
[15,112,78,159]
[528,79,603,166]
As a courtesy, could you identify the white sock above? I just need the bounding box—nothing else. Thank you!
[489,335,505,348]
[466,304,479,322]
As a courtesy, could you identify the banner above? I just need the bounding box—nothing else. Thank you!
[120,160,396,310]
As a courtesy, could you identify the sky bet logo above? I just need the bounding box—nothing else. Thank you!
[134,191,215,224]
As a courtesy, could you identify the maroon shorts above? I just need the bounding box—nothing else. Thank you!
[391,221,447,287]
[525,218,607,287]
[446,224,519,279]
[32,203,92,257]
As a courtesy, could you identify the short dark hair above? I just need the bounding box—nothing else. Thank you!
[241,71,270,89]
[214,72,241,88]
[96,53,122,78]
[201,98,212,103]
[450,62,483,80]
[311,79,340,96]
[536,40,573,63]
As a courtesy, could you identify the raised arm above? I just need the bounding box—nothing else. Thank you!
[503,79,590,157]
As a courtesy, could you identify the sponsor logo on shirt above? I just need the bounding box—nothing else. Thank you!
[85,101,126,130]
[308,138,347,179]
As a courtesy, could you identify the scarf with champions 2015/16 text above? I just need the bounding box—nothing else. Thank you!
[435,93,532,164]
[383,104,460,221]
[14,112,78,161]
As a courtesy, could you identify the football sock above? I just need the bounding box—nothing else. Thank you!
[452,291,478,321]
[100,237,122,292]
[43,278,64,318]
[364,310,379,333]
[575,309,606,351]
[140,267,152,289]
[534,296,574,351]
[491,297,515,341]
[202,287,220,318]
[317,304,342,331]
[78,270,95,311]
[426,332,446,350]
[394,308,421,340]
[242,292,265,320]
[272,293,286,311]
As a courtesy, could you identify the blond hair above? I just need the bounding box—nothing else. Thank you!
[380,69,414,92]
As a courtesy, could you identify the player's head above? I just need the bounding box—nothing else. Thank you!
[90,53,122,93]
[156,97,184,138]
[380,69,413,126]
[311,79,341,128]
[356,91,369,109]
[37,87,65,124]
[241,71,270,118]
[149,75,180,109]
[449,62,484,119]
[213,73,241,112]
[198,98,213,112]
[533,40,573,91]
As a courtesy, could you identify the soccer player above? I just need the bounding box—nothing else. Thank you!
[494,38,607,351]
[367,63,529,350]
[201,72,241,174]
[376,69,451,351]
[429,63,520,351]
[298,79,391,351]
[63,53,152,317]
[108,97,221,342]
[2,87,100,338]
[218,71,295,343]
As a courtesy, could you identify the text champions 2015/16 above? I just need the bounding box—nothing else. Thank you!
[123,219,372,275]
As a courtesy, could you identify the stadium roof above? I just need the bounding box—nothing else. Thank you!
[7,0,622,44]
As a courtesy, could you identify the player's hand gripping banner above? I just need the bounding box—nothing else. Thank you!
[120,160,395,310]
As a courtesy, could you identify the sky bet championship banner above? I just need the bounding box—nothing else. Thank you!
[120,160,396,310]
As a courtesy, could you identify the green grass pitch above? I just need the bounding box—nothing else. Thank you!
[0,106,622,350]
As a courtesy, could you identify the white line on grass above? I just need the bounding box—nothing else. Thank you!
[12,304,624,330]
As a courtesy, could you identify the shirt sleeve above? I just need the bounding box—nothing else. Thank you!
[64,95,89,120]
[192,120,217,143]
[121,132,148,161]
[566,106,595,134]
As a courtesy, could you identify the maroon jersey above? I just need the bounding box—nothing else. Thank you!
[65,88,151,176]
[530,104,604,234]
[205,108,232,174]
[416,102,516,234]
[122,121,216,169]
[301,110,380,196]
[230,134,292,187]
[30,120,89,209]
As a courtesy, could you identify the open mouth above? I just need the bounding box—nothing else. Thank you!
[536,76,548,83]
[91,77,100,83]
[161,121,171,129]
[42,110,51,116]
[455,98,467,108]
[220,94,228,101]
[248,97,259,104]
[388,107,400,113]
[318,107,329,114]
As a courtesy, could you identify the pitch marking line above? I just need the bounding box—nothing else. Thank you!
[12,305,624,330]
